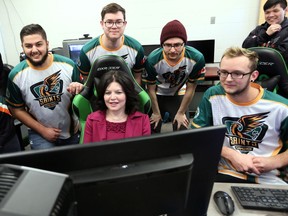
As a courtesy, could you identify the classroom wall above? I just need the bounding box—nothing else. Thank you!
[0,0,260,66]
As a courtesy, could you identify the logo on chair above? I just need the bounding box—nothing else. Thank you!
[258,61,274,66]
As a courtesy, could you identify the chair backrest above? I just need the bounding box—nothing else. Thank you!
[248,47,288,98]
[72,55,151,143]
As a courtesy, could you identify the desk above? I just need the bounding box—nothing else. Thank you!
[205,66,218,81]
[208,183,288,215]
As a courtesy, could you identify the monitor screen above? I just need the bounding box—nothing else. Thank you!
[186,40,215,64]
[0,125,226,216]
[62,39,91,63]
[142,44,161,56]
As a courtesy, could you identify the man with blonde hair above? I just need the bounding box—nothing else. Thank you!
[191,47,288,184]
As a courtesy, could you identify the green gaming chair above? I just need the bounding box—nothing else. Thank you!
[72,54,151,143]
[248,47,288,98]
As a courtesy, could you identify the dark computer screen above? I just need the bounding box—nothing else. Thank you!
[0,125,226,216]
[186,40,215,63]
[142,44,161,56]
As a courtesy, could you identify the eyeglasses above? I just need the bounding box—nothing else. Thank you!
[104,20,126,28]
[163,43,184,50]
[217,70,254,79]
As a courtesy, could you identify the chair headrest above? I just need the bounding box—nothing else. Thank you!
[256,75,280,91]
[86,55,133,88]
[248,47,288,77]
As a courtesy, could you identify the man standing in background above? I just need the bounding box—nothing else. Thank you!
[77,3,145,85]
[143,20,206,133]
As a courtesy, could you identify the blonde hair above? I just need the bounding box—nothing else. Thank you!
[221,47,259,71]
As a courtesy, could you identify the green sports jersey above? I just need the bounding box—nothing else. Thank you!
[6,54,80,139]
[77,34,145,77]
[143,46,205,96]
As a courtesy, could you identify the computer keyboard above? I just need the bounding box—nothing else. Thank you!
[231,186,288,212]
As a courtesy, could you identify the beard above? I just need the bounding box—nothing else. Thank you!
[25,49,49,67]
[224,80,251,97]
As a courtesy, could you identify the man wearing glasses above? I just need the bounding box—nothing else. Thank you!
[143,20,206,133]
[191,47,288,184]
[77,3,145,84]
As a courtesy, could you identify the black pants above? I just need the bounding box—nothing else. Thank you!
[215,173,257,184]
[150,95,189,133]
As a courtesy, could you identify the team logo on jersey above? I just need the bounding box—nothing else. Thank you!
[162,65,187,88]
[30,70,63,110]
[223,112,269,153]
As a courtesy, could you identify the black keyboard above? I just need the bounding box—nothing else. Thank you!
[231,186,288,212]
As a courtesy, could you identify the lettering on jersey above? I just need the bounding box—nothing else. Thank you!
[222,112,269,154]
[30,70,63,110]
[162,65,187,88]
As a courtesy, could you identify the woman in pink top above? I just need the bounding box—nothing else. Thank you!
[83,70,151,143]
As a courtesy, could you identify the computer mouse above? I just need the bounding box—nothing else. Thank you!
[213,190,235,215]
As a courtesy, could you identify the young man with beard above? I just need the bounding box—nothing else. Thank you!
[143,20,206,132]
[191,47,288,184]
[77,3,145,85]
[6,24,83,150]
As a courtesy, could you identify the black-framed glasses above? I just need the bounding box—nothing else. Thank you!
[104,20,126,28]
[163,43,184,50]
[217,69,254,79]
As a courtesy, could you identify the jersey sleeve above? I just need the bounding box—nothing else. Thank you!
[5,71,25,108]
[190,87,214,128]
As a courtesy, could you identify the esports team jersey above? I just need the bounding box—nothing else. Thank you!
[143,46,206,96]
[77,34,145,77]
[6,54,80,139]
[191,83,288,184]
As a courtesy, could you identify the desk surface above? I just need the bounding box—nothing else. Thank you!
[208,183,288,215]
[205,63,218,80]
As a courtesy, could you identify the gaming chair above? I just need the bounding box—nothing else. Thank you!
[248,47,288,98]
[72,55,151,143]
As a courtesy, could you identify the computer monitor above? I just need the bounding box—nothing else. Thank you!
[0,164,76,216]
[142,44,161,56]
[62,39,91,63]
[187,40,215,63]
[0,125,226,216]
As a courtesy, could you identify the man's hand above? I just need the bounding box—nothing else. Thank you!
[41,128,61,142]
[228,151,261,175]
[252,156,278,174]
[173,113,189,130]
[67,82,84,95]
[266,24,282,36]
[150,113,162,129]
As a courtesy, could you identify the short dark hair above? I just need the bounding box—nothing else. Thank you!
[264,0,287,10]
[101,3,126,20]
[95,70,139,114]
[20,24,47,43]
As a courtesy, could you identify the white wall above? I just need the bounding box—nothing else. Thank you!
[0,0,260,66]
